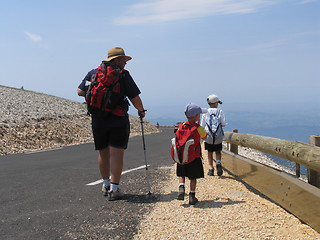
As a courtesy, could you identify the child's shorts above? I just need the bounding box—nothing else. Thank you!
[205,142,222,152]
[176,157,204,180]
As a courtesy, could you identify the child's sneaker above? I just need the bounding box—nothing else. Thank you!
[108,189,124,201]
[102,184,110,196]
[189,192,198,205]
[177,185,185,200]
[216,162,223,176]
[208,168,214,176]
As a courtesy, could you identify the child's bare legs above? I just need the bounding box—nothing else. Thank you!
[189,179,198,205]
[179,176,185,185]
[208,151,214,176]
[208,150,223,176]
[208,151,214,166]
[178,177,198,203]
[179,177,196,191]
[215,151,223,176]
[177,177,185,200]
[190,179,196,192]
[215,151,221,162]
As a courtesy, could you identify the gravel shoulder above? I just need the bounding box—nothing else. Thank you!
[133,153,320,239]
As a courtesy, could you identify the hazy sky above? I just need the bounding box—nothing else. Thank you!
[1,0,319,121]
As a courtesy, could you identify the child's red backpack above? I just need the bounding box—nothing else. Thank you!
[85,62,126,118]
[171,122,200,165]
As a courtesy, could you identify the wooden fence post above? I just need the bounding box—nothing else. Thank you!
[309,135,320,188]
[296,163,300,178]
[230,129,238,154]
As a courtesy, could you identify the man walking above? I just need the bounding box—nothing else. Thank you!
[77,47,145,200]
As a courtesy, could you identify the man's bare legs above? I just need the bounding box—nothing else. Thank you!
[98,146,124,183]
[98,148,110,180]
[98,146,125,199]
[109,147,124,184]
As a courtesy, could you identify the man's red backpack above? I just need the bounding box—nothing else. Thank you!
[171,122,200,165]
[86,62,126,118]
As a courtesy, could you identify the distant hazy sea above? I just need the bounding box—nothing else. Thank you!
[149,111,320,177]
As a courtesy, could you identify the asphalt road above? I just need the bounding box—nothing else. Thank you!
[0,128,175,239]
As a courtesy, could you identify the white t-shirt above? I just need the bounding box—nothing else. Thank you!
[200,107,227,143]
[201,108,226,127]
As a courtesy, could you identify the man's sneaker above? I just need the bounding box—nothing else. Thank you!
[189,192,198,205]
[177,185,185,200]
[216,162,223,176]
[102,185,110,196]
[108,189,124,201]
[208,168,214,176]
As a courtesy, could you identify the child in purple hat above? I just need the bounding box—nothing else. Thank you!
[172,103,207,205]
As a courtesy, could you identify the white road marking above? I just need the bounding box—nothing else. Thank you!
[86,165,150,186]
[157,166,173,169]
[25,147,63,154]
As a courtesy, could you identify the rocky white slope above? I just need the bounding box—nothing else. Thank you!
[0,85,158,155]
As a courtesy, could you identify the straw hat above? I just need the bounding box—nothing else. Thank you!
[103,47,132,62]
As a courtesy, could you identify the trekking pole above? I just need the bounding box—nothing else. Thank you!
[139,110,152,195]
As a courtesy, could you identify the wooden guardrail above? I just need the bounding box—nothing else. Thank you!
[221,131,320,232]
[224,131,320,187]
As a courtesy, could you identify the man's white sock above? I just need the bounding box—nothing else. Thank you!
[110,183,118,192]
[103,179,110,187]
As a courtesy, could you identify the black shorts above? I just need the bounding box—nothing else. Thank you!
[176,157,204,180]
[93,124,130,150]
[205,142,223,152]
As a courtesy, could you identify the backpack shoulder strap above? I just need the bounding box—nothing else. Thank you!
[206,122,215,135]
[206,110,221,135]
[179,122,188,130]
[215,108,221,118]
